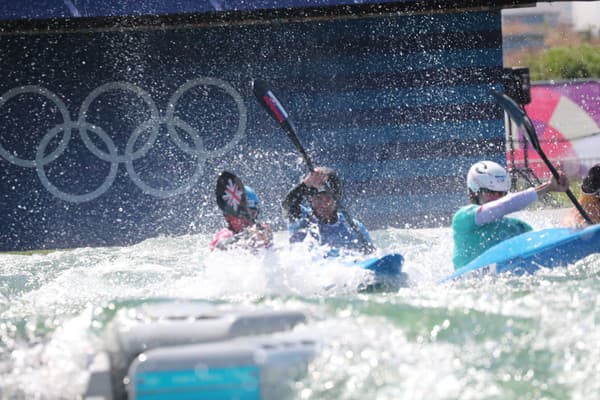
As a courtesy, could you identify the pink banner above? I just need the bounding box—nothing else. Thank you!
[507,80,600,178]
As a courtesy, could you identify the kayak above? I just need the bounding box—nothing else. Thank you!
[357,253,404,275]
[204,246,405,294]
[443,224,600,281]
[353,253,406,291]
[84,302,316,399]
[356,253,406,291]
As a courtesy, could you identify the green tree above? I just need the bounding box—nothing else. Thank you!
[525,45,600,80]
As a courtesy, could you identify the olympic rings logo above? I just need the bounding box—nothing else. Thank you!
[0,78,247,202]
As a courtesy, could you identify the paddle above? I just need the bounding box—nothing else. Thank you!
[215,171,252,219]
[252,79,375,254]
[491,89,593,225]
[252,80,314,171]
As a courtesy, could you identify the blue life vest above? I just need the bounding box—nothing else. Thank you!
[288,206,373,255]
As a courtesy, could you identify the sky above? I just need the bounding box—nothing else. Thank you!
[570,1,600,31]
[539,1,600,32]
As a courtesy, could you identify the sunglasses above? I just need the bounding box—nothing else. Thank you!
[479,188,507,196]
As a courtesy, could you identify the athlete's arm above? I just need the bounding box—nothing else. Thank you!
[476,172,569,225]
[245,223,273,248]
[353,218,376,253]
[282,183,313,220]
[355,220,374,245]
[475,188,537,225]
[210,228,235,251]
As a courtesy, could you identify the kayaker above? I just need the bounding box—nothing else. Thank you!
[452,160,569,269]
[211,185,273,251]
[282,166,374,255]
[562,163,600,227]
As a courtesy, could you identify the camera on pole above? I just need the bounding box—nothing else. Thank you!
[502,67,531,105]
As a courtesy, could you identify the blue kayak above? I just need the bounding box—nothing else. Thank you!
[356,253,404,275]
[315,252,405,292]
[351,253,405,291]
[443,224,600,281]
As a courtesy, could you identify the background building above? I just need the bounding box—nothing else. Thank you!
[503,1,600,62]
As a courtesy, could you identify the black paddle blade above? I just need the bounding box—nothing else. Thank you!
[215,171,250,218]
[491,89,541,152]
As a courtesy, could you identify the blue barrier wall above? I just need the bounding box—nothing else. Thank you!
[0,7,505,251]
[0,1,411,20]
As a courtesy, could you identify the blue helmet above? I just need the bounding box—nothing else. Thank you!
[245,186,260,210]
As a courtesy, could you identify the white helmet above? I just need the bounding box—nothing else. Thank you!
[467,161,510,192]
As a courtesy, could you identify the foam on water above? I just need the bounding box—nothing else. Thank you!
[1,209,599,399]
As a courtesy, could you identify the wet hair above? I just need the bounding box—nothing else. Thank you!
[468,189,480,205]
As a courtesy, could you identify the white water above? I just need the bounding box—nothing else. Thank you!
[0,208,599,399]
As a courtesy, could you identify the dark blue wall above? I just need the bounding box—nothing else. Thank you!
[0,1,404,20]
[0,1,526,20]
[0,10,505,251]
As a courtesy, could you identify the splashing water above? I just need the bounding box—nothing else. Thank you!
[0,210,599,399]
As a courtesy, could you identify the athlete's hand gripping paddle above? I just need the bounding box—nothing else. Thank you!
[252,79,375,254]
[491,89,592,225]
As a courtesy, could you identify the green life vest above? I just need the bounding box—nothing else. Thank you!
[452,204,533,270]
